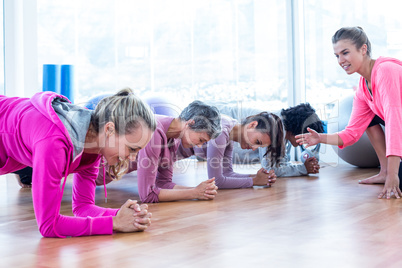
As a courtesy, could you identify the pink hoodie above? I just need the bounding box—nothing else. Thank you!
[0,92,118,238]
[338,56,402,157]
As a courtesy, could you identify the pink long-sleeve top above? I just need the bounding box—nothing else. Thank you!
[338,57,402,157]
[136,115,182,203]
[0,92,117,238]
[178,116,254,189]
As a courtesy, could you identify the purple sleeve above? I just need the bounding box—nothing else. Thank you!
[154,141,179,190]
[155,161,176,190]
[32,138,114,238]
[137,130,165,203]
[206,132,253,189]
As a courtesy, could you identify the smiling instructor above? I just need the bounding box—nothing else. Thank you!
[296,26,402,199]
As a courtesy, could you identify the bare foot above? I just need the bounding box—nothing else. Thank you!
[15,175,31,188]
[359,172,386,184]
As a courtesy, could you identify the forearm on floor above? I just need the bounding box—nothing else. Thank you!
[158,187,196,201]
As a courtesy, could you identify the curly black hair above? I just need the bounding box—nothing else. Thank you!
[280,103,324,135]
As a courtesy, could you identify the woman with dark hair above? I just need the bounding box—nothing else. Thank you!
[0,88,156,237]
[201,101,324,177]
[178,112,286,189]
[296,26,402,199]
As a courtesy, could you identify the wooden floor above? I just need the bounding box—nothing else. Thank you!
[1,160,402,268]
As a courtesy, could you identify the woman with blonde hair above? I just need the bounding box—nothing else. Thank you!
[0,88,156,237]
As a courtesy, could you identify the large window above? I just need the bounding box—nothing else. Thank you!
[303,0,402,119]
[37,0,289,109]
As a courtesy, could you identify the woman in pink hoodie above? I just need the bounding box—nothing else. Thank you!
[0,88,156,237]
[296,26,402,199]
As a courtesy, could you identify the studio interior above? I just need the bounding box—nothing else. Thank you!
[1,1,402,267]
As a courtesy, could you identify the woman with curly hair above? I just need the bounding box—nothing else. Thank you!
[200,101,324,177]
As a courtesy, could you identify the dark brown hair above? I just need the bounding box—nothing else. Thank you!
[332,26,372,57]
[242,112,285,167]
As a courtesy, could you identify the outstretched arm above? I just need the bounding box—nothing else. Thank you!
[295,127,343,148]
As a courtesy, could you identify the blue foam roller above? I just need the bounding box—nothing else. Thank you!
[43,64,60,93]
[61,65,74,103]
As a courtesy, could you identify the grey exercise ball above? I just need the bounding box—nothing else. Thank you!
[328,94,380,168]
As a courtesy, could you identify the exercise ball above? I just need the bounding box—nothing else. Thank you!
[84,93,113,110]
[328,94,380,168]
[142,95,182,117]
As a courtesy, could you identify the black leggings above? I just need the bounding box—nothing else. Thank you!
[397,165,402,191]
[13,166,33,185]
[368,115,402,190]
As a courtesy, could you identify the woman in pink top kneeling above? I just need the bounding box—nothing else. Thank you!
[296,26,402,199]
[0,88,156,237]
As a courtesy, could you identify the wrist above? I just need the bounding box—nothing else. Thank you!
[301,164,308,173]
[387,171,399,177]
[251,176,256,185]
[112,216,118,231]
[318,133,323,143]
[190,188,199,199]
